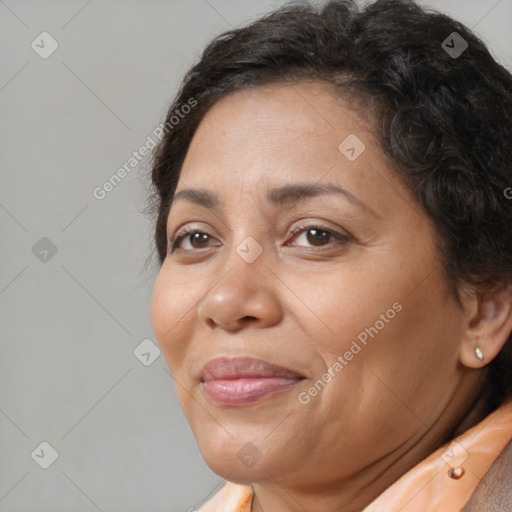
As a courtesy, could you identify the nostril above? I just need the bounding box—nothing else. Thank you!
[240,316,263,329]
[205,318,217,329]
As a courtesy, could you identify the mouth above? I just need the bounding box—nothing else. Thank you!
[200,356,306,407]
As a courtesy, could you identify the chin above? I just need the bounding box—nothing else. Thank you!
[201,448,270,483]
[194,431,278,481]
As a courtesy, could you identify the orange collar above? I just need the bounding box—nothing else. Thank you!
[198,399,512,512]
[365,398,512,511]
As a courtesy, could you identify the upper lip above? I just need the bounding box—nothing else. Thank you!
[200,356,305,382]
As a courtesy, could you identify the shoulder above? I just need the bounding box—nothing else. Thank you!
[462,436,512,511]
[197,481,254,512]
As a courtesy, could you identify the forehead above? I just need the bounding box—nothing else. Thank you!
[172,80,418,221]
[180,81,374,180]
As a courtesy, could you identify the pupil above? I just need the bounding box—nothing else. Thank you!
[307,229,328,246]
[192,233,208,247]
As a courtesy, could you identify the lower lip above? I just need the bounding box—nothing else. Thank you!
[202,377,304,406]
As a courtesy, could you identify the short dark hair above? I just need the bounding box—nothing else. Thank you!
[145,0,512,415]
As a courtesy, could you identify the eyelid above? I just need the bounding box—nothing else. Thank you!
[168,223,220,253]
[285,221,350,247]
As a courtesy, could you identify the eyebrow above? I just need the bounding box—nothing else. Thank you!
[170,182,379,218]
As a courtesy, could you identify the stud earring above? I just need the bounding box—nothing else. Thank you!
[475,346,484,362]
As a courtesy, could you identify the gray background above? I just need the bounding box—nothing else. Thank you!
[1,0,510,511]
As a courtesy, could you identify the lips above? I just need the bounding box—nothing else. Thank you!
[200,356,305,406]
[201,356,304,381]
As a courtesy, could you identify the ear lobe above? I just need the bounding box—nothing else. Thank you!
[459,292,512,369]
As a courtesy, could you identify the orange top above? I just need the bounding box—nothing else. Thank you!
[197,398,512,512]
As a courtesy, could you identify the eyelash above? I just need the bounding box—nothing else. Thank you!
[169,222,350,253]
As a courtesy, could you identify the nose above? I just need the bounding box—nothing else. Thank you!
[197,259,284,332]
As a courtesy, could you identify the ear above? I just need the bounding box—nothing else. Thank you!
[459,285,512,368]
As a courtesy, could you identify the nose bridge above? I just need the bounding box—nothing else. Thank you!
[222,197,270,273]
[210,236,269,305]
[197,234,282,330]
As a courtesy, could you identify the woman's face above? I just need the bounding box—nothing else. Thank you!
[150,81,476,488]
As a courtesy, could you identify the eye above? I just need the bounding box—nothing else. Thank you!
[287,223,349,249]
[170,227,218,253]
[168,222,350,254]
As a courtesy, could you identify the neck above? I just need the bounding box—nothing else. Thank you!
[448,385,490,439]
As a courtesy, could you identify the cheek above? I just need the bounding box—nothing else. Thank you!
[287,255,406,355]
[295,278,460,470]
[315,264,461,419]
[150,268,199,369]
[294,244,458,399]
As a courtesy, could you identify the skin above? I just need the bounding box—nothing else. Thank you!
[150,81,512,511]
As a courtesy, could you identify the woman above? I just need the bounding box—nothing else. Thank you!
[147,0,512,510]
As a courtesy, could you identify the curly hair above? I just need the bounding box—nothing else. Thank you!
[145,0,512,415]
